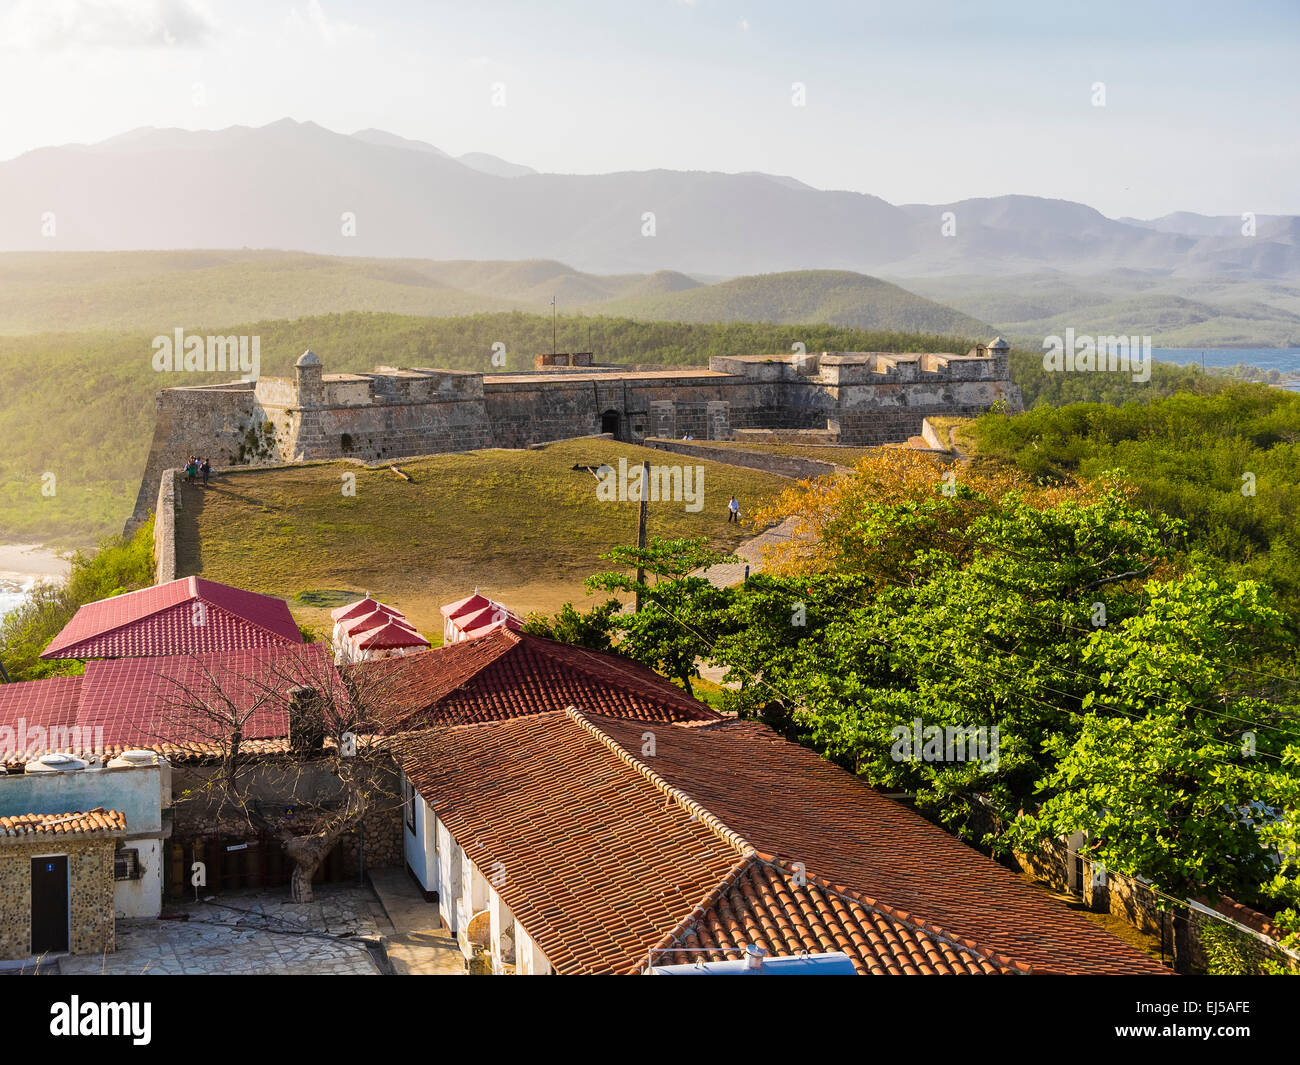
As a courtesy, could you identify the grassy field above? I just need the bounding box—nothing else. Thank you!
[174,438,791,635]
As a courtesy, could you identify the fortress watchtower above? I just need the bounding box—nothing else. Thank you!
[296,349,324,408]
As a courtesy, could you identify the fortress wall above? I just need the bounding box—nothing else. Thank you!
[323,378,373,406]
[483,381,606,448]
[308,397,494,462]
[642,438,840,481]
[254,377,297,407]
[828,379,1015,444]
[127,352,1021,537]
[483,374,792,445]
[125,384,265,534]
[152,468,178,584]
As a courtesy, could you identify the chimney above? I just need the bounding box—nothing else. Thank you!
[743,944,767,971]
[287,686,325,755]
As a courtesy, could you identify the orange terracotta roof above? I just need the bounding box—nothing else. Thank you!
[646,854,1025,975]
[0,808,126,839]
[394,708,1160,975]
[589,715,1170,975]
[392,711,740,975]
[357,628,718,726]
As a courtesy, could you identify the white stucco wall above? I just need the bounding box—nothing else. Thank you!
[438,828,463,933]
[515,926,552,976]
[114,838,163,918]
[400,778,442,896]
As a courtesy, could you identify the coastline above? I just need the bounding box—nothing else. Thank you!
[0,542,71,582]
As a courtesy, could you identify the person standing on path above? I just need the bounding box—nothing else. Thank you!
[728,496,740,523]
[201,458,211,486]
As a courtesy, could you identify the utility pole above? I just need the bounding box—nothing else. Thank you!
[634,460,649,612]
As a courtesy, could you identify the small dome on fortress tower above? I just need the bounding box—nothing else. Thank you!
[296,349,322,367]
[987,337,1010,352]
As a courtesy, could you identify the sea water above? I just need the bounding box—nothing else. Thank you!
[1152,348,1300,391]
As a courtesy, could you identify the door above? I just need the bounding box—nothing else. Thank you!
[30,855,69,954]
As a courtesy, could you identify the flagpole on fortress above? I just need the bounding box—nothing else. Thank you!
[551,294,557,354]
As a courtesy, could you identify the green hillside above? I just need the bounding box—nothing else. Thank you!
[174,438,791,635]
[0,252,983,338]
[598,269,989,334]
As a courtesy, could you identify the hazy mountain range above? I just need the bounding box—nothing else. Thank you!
[2,119,1297,279]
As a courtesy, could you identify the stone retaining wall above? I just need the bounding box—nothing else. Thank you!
[152,468,178,584]
[641,438,840,481]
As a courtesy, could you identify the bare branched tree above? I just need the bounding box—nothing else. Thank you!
[152,645,407,902]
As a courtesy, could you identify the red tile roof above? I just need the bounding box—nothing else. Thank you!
[343,609,416,637]
[41,577,303,660]
[0,675,84,734]
[459,615,524,640]
[355,621,430,651]
[394,709,1168,975]
[358,628,718,727]
[74,644,338,748]
[330,597,398,622]
[440,593,490,619]
[590,715,1171,975]
[651,854,1023,975]
[0,808,126,840]
[0,644,340,756]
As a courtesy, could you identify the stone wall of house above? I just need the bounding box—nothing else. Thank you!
[162,759,405,896]
[0,839,116,959]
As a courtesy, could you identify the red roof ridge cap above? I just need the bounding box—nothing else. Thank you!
[565,706,755,858]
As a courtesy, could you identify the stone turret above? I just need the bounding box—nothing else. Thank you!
[296,349,324,408]
[292,350,327,458]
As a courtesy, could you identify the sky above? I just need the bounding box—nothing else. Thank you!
[0,0,1297,219]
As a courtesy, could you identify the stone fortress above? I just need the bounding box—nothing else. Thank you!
[127,339,1021,531]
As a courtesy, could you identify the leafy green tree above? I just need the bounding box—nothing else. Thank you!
[522,598,622,652]
[583,537,734,696]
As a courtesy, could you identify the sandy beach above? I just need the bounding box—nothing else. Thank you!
[0,543,72,582]
[0,544,71,619]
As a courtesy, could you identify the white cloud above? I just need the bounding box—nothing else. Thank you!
[284,0,369,48]
[0,0,214,50]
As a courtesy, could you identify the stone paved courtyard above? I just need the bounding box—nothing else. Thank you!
[57,884,391,975]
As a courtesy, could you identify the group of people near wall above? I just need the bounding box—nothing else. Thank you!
[184,456,211,485]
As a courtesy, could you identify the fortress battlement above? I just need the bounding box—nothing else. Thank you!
[125,339,1020,532]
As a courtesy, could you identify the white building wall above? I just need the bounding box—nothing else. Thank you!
[489,890,518,974]
[515,925,552,975]
[113,838,163,919]
[439,833,464,934]
[401,779,439,894]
